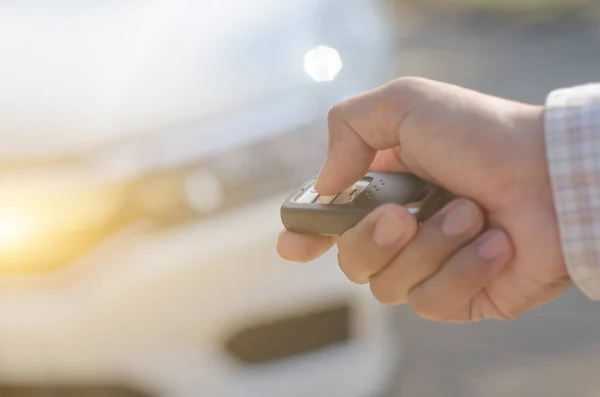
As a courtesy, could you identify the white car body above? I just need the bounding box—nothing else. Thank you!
[0,1,400,396]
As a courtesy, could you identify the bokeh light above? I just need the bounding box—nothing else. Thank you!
[303,45,343,82]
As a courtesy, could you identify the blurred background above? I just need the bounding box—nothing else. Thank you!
[0,0,599,396]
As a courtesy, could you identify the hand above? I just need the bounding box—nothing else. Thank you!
[277,77,571,322]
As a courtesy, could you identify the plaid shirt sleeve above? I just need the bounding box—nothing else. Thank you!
[545,83,600,300]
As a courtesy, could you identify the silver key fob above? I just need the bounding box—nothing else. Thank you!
[281,172,452,236]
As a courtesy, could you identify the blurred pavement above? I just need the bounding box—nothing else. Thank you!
[389,8,600,397]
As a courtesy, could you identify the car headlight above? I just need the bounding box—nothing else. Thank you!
[0,184,129,275]
[0,109,329,276]
[0,214,27,249]
[303,45,342,82]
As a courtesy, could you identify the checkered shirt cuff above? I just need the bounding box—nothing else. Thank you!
[545,83,600,300]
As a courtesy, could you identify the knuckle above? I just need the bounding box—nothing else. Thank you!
[494,306,519,321]
[369,278,404,306]
[476,290,520,321]
[408,295,446,322]
[467,299,485,322]
[388,76,429,97]
[337,251,367,285]
[327,102,347,127]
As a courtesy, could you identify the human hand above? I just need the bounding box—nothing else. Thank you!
[277,77,570,322]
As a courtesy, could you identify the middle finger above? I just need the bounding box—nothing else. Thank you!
[337,203,418,284]
[369,198,484,305]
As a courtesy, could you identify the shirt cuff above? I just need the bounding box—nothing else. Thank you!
[545,83,600,300]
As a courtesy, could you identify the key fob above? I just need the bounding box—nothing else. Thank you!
[281,172,453,236]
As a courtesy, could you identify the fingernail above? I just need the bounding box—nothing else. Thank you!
[372,209,405,247]
[477,231,510,261]
[441,200,479,236]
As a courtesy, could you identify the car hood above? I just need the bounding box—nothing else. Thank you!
[0,0,322,160]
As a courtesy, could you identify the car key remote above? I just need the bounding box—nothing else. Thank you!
[281,172,453,236]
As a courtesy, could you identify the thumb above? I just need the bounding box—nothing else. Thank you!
[314,77,540,201]
[314,82,411,195]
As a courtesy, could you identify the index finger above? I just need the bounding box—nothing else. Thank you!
[277,230,337,263]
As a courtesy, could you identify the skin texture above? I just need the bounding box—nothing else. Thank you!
[277,77,571,323]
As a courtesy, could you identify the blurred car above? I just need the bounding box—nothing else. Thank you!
[0,1,400,396]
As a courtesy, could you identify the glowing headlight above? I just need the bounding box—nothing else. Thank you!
[0,186,129,275]
[0,214,27,248]
[303,45,342,82]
